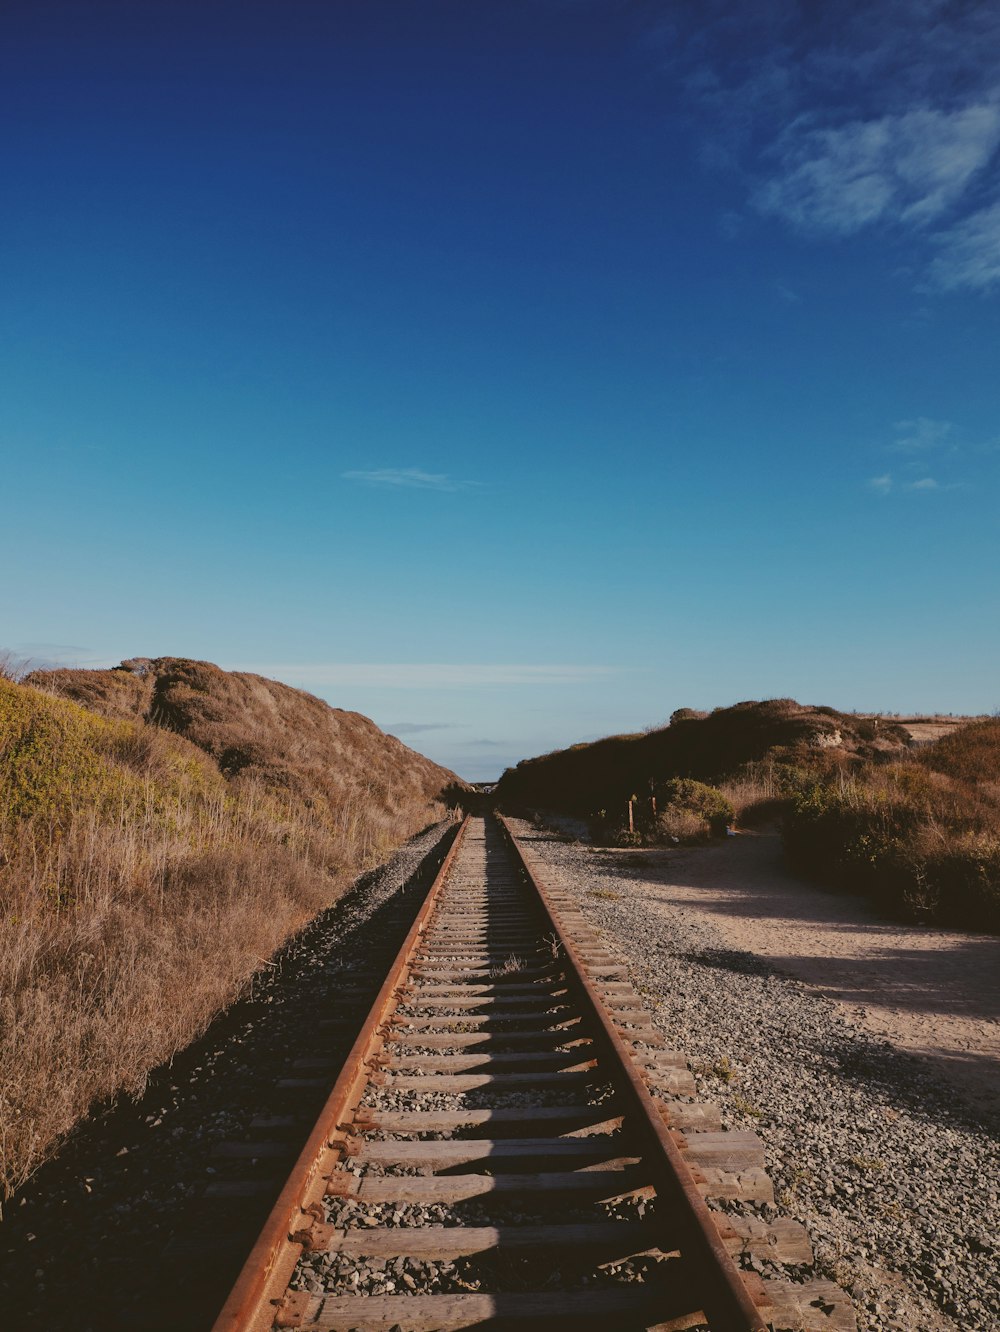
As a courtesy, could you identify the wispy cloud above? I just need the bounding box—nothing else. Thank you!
[891,417,954,452]
[17,641,93,654]
[664,4,1000,291]
[865,473,944,494]
[5,642,107,671]
[755,104,1000,237]
[342,467,478,492]
[384,721,461,736]
[236,663,617,690]
[864,415,993,492]
[929,199,1000,292]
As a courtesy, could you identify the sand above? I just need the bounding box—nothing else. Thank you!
[600,830,1000,1123]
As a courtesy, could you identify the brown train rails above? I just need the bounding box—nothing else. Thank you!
[211,815,855,1332]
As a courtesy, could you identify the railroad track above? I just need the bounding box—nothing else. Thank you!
[212,815,855,1331]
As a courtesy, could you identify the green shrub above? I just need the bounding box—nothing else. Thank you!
[653,778,734,841]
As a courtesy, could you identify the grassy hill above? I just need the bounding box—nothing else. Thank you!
[1,660,463,1198]
[496,699,999,932]
[495,698,912,816]
[29,657,463,852]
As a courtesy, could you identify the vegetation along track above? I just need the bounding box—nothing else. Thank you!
[212,815,855,1332]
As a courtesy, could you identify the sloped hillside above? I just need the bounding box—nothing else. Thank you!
[29,657,463,850]
[1,663,463,1197]
[496,698,998,930]
[496,698,912,815]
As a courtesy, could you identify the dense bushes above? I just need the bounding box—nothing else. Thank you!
[655,778,734,840]
[783,751,1000,931]
[591,778,734,845]
[496,698,911,815]
[920,717,1000,784]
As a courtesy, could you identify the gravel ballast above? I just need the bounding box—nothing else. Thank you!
[511,818,1000,1332]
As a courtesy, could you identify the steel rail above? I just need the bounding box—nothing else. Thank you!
[211,815,470,1332]
[496,814,769,1332]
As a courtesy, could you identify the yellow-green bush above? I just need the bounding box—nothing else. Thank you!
[0,674,455,1199]
[0,680,223,826]
[654,777,734,839]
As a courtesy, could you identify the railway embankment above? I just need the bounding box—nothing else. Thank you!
[0,659,465,1202]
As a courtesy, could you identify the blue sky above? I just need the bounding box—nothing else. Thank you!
[3,1,999,780]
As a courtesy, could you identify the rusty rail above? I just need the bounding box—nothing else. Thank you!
[496,814,768,1332]
[211,816,470,1332]
[210,813,852,1332]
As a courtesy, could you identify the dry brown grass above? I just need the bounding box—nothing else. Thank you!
[784,728,1000,930]
[0,667,462,1199]
[717,760,786,824]
[920,717,1000,784]
[653,807,709,842]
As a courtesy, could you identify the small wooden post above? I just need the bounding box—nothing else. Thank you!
[627,799,634,833]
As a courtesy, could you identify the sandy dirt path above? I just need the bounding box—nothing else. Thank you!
[604,830,1000,1124]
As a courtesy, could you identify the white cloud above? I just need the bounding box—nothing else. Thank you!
[864,416,994,491]
[665,4,1000,288]
[16,641,92,655]
[868,418,976,491]
[5,643,108,671]
[866,472,949,493]
[928,199,1000,291]
[774,281,801,304]
[234,663,617,689]
[716,209,743,239]
[891,417,954,451]
[341,467,477,492]
[755,103,1000,236]
[384,721,461,735]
